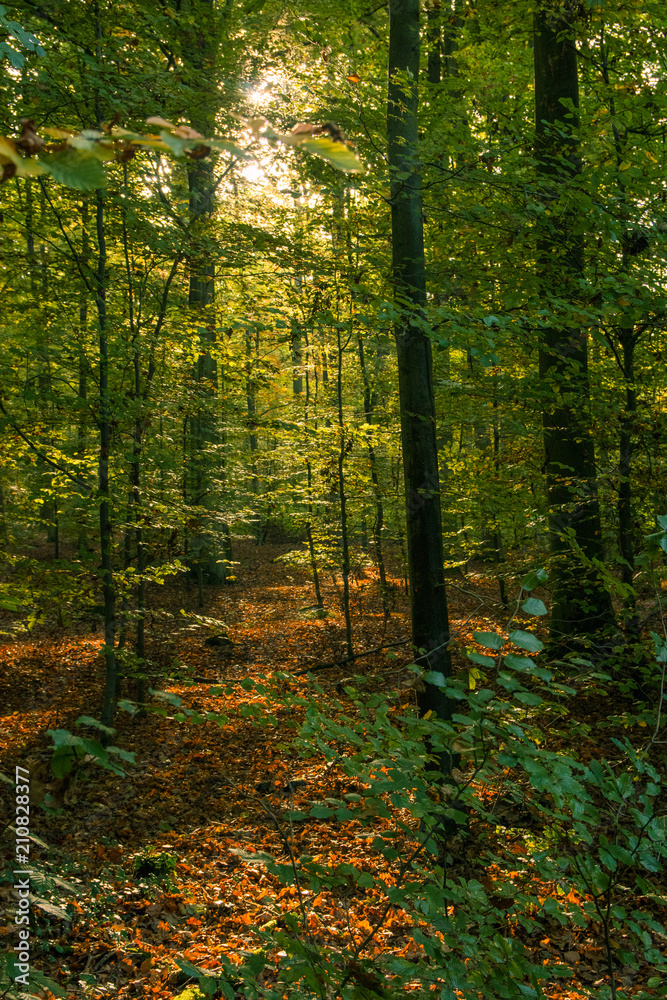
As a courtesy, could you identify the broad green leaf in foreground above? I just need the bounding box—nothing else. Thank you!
[522,597,548,616]
[473,630,504,651]
[43,150,106,190]
[509,629,544,653]
[521,568,548,591]
[297,135,364,173]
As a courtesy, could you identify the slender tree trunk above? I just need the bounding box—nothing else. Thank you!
[427,1,442,86]
[336,328,353,659]
[357,331,390,617]
[96,185,116,728]
[302,312,324,609]
[306,461,324,609]
[291,320,303,396]
[0,481,7,544]
[245,327,259,497]
[492,382,508,608]
[388,0,452,722]
[618,324,638,634]
[599,36,639,638]
[534,6,613,647]
[76,199,90,556]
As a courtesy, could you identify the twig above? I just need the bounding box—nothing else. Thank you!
[293,639,411,676]
[0,400,92,492]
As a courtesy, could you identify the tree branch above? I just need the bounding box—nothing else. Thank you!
[294,639,411,676]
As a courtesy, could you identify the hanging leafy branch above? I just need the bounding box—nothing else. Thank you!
[0,3,44,68]
[0,114,364,189]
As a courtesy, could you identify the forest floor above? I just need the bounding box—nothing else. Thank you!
[0,539,663,1000]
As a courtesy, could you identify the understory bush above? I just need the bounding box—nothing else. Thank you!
[185,571,667,1000]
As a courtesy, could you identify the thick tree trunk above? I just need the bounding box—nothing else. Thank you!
[182,0,230,586]
[388,0,452,719]
[534,7,613,647]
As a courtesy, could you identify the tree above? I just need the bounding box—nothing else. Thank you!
[533,3,614,648]
[388,0,452,723]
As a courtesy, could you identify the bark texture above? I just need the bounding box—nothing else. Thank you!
[388,0,452,718]
[182,0,230,586]
[534,6,614,646]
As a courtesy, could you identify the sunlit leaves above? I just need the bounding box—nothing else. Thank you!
[297,136,364,173]
[0,114,363,192]
[248,116,364,173]
[0,4,45,68]
[0,135,47,180]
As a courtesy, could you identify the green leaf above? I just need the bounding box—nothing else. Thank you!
[473,630,504,651]
[504,654,536,673]
[159,129,189,157]
[467,650,496,667]
[175,958,206,979]
[43,150,106,190]
[520,568,548,591]
[423,670,447,687]
[151,688,182,706]
[509,630,544,653]
[199,976,218,996]
[0,592,23,610]
[0,40,24,68]
[33,899,70,920]
[521,597,547,616]
[298,136,364,173]
[310,803,333,818]
[514,691,543,706]
[75,715,115,735]
[7,18,43,52]
[107,746,136,764]
[657,515,667,531]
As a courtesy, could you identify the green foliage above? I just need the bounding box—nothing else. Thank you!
[0,954,67,999]
[43,149,107,191]
[0,5,44,69]
[216,585,666,1000]
[47,718,135,782]
[131,847,178,887]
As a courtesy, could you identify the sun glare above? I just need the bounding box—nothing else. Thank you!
[248,88,268,105]
[241,161,266,184]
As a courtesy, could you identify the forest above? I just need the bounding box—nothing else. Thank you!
[0,0,666,998]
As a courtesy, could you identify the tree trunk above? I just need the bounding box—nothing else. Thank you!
[357,331,390,617]
[388,0,452,720]
[76,198,90,556]
[96,184,116,729]
[618,323,638,634]
[534,6,613,647]
[336,327,353,659]
[183,0,228,586]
